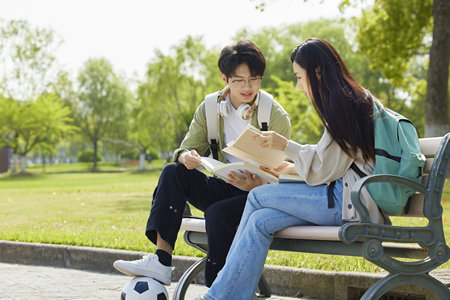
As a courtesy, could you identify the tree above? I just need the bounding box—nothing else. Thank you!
[0,93,76,172]
[0,19,61,101]
[73,58,131,171]
[342,0,449,137]
[131,36,220,165]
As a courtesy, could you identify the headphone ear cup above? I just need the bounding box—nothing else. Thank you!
[217,101,230,118]
[237,104,254,120]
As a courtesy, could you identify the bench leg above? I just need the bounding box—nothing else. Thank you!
[361,273,450,300]
[172,256,273,299]
[173,257,207,300]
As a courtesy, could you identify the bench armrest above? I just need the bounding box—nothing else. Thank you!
[351,174,426,223]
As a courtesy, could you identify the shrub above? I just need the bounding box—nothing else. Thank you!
[77,149,102,162]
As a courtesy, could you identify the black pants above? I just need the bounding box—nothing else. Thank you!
[146,162,248,287]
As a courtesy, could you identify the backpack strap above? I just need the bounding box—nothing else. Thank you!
[350,162,368,178]
[205,91,220,160]
[257,90,273,131]
[204,89,274,159]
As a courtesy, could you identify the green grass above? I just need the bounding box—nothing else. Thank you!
[0,162,448,273]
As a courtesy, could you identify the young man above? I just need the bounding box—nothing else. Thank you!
[113,40,291,287]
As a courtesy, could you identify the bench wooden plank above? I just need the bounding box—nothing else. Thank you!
[419,137,443,157]
[181,218,342,241]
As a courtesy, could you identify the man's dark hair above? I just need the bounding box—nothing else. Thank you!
[218,40,266,78]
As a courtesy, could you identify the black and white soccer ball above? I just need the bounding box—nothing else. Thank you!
[121,277,168,300]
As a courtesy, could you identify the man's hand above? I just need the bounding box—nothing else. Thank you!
[226,170,264,191]
[178,150,202,170]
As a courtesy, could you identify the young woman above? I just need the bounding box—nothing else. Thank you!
[199,38,389,300]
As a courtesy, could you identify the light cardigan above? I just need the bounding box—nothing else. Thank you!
[284,129,387,224]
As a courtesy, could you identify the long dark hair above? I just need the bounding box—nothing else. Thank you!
[291,38,374,161]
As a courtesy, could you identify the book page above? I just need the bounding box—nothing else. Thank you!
[213,161,278,185]
[200,157,224,173]
[223,124,286,169]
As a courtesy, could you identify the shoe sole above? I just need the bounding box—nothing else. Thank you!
[113,262,171,285]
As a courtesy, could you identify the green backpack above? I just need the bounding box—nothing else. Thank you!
[367,101,426,215]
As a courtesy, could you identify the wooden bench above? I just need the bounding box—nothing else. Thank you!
[174,133,450,300]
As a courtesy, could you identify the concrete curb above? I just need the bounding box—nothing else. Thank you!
[0,240,448,299]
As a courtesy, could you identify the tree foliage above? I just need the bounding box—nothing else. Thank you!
[341,0,449,136]
[71,58,131,170]
[0,19,61,101]
[0,93,76,172]
[132,36,221,162]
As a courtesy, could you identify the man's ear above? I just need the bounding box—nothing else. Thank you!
[315,67,321,80]
[221,73,228,85]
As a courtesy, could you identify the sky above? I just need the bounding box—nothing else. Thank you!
[1,0,361,79]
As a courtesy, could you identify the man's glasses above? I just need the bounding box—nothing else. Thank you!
[228,77,262,88]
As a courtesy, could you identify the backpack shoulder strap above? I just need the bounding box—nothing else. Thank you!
[257,90,273,131]
[204,91,220,159]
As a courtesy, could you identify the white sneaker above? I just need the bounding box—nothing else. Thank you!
[113,254,172,285]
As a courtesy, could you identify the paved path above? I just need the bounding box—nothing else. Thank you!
[0,262,305,300]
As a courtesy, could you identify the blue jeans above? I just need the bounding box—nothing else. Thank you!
[205,179,344,300]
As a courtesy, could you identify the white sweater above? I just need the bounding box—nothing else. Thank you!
[284,129,386,224]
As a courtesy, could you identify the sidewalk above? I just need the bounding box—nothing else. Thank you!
[0,262,304,300]
[0,240,448,299]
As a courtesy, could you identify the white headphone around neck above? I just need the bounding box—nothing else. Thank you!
[217,86,260,120]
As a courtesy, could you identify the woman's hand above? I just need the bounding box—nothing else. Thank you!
[226,170,264,191]
[254,131,289,151]
[178,150,202,170]
[260,161,296,177]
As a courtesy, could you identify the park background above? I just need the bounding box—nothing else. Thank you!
[0,0,449,273]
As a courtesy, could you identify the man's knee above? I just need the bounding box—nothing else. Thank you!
[160,162,190,182]
[204,205,223,232]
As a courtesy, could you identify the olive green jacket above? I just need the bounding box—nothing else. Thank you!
[172,89,291,163]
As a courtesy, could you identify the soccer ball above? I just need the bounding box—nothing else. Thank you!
[121,277,168,300]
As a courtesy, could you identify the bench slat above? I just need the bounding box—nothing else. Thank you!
[420,137,442,157]
[180,218,342,241]
[275,225,341,241]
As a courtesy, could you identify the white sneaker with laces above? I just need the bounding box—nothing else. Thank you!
[113,254,172,285]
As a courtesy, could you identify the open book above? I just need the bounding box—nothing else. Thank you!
[200,157,304,188]
[200,157,278,186]
[199,124,304,188]
[222,124,287,169]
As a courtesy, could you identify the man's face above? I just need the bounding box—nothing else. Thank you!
[222,63,262,109]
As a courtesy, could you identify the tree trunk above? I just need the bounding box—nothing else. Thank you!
[20,155,26,173]
[139,152,146,171]
[425,0,450,137]
[93,140,98,171]
[11,153,17,173]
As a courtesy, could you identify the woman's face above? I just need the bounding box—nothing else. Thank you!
[292,62,311,99]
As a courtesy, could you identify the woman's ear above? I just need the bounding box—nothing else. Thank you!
[221,73,228,85]
[315,67,321,80]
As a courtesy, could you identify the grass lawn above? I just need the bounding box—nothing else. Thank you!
[0,162,448,273]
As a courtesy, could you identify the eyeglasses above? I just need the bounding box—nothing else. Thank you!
[228,77,263,88]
